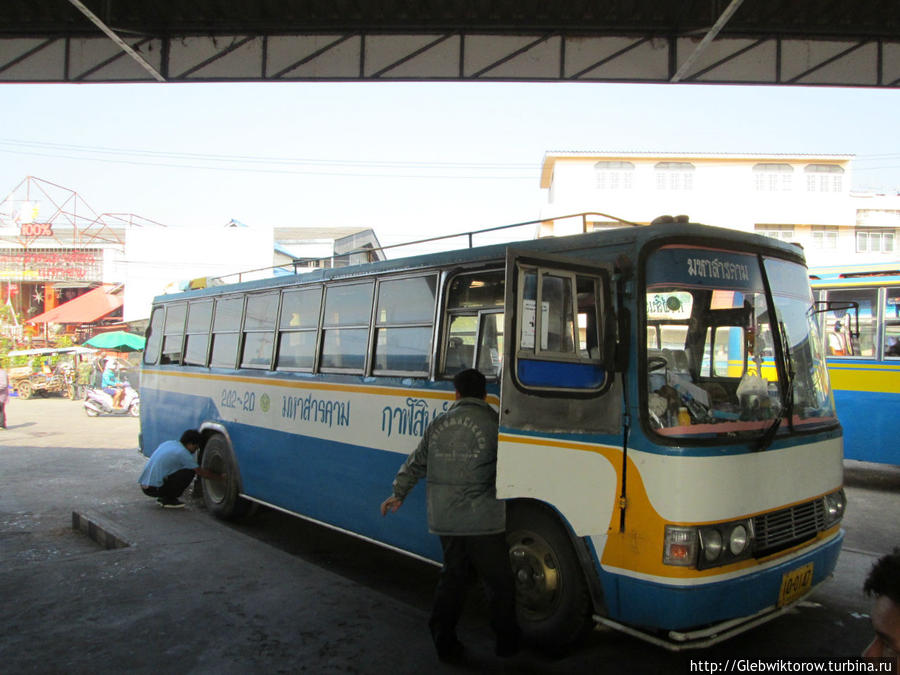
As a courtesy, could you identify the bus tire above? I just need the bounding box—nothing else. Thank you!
[200,434,251,520]
[506,503,593,649]
[16,380,33,399]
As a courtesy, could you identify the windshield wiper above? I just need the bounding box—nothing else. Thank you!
[757,320,795,451]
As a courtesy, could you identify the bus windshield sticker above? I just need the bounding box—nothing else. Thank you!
[521,299,549,349]
[647,248,761,291]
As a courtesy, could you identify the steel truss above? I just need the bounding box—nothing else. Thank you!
[1,30,898,87]
[0,176,165,249]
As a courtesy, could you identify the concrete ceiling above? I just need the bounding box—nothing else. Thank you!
[1,1,898,86]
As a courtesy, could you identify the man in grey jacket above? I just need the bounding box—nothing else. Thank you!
[380,368,519,662]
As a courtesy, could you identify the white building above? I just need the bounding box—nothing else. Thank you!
[539,152,900,268]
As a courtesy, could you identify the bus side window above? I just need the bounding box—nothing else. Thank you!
[276,287,321,371]
[210,296,243,369]
[144,307,165,365]
[445,316,476,374]
[442,270,504,378]
[825,288,878,357]
[160,303,186,365]
[320,282,374,372]
[241,292,278,369]
[184,300,213,366]
[476,312,504,378]
[373,275,436,375]
[515,266,608,391]
[884,288,900,358]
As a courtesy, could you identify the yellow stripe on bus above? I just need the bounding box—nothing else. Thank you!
[142,368,469,402]
[827,366,900,393]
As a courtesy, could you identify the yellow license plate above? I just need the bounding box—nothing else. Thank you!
[777,562,814,607]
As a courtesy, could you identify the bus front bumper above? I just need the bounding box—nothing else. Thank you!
[598,529,843,650]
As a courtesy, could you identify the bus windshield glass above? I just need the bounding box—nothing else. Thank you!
[645,246,836,441]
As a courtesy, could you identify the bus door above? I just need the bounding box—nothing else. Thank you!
[497,248,620,534]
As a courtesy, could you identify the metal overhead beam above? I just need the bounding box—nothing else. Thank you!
[671,0,745,82]
[1,30,897,87]
[67,0,165,82]
[1,0,899,88]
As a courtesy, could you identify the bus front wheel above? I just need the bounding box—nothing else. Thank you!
[506,504,592,649]
[201,434,251,520]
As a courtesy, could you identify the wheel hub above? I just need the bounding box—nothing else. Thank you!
[508,532,560,618]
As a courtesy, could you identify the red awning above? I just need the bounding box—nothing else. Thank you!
[28,285,123,324]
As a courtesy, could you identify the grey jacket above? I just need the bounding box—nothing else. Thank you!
[392,397,505,536]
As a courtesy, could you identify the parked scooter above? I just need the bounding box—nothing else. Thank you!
[83,382,140,417]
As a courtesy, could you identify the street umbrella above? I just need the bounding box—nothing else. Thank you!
[84,330,146,352]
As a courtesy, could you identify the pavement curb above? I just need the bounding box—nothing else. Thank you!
[71,510,131,550]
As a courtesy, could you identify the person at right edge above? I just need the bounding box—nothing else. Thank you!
[380,368,520,663]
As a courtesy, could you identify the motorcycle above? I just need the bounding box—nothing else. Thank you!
[83,382,140,417]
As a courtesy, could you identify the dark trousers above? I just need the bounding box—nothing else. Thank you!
[141,469,195,501]
[429,533,519,655]
[0,400,6,428]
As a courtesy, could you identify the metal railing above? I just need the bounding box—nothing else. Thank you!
[203,211,640,287]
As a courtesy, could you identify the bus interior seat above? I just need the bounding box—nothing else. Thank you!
[445,338,473,372]
[647,348,688,371]
[663,348,689,372]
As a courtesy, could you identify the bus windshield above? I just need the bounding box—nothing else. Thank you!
[645,246,836,442]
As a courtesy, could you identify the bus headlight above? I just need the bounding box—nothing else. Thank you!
[696,519,754,569]
[663,526,698,566]
[823,489,846,527]
[729,524,749,556]
[701,529,723,562]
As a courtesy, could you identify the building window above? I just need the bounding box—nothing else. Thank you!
[805,164,844,193]
[655,162,694,191]
[753,163,794,192]
[595,161,634,190]
[755,224,794,242]
[855,229,895,254]
[811,226,839,249]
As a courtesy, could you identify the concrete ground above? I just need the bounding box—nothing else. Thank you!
[1,396,898,674]
[0,398,471,674]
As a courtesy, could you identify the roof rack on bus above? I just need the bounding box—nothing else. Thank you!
[209,211,641,285]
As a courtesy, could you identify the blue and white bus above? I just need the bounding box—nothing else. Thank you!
[810,263,900,466]
[140,219,845,649]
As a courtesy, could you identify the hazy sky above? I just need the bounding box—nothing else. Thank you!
[2,81,899,249]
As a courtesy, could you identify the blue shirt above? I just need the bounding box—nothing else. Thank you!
[138,440,199,487]
[101,368,120,388]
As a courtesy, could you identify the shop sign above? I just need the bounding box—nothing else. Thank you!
[0,248,103,282]
[19,222,54,238]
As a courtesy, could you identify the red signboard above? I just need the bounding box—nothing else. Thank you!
[0,248,102,282]
[19,222,54,237]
